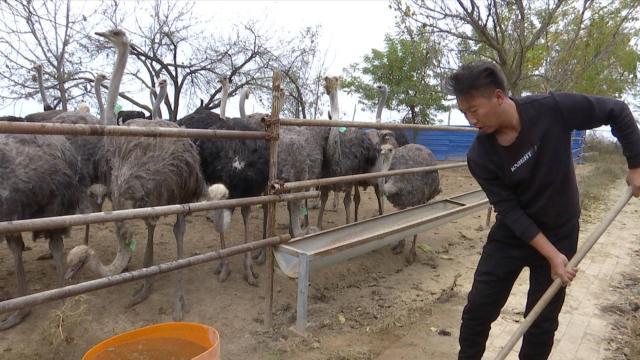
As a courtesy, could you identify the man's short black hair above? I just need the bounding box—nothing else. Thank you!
[445,61,507,98]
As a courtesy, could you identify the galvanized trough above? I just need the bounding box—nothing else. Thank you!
[273,189,489,334]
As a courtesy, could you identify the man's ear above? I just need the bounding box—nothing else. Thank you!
[495,89,507,105]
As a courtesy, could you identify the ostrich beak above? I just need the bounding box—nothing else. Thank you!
[64,257,87,280]
[94,31,109,39]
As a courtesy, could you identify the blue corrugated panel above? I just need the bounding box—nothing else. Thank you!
[409,127,586,162]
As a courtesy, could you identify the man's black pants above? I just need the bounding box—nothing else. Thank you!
[458,224,578,360]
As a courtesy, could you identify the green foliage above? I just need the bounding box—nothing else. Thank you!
[342,33,448,125]
[391,0,640,99]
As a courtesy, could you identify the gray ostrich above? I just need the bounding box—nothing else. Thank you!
[317,76,377,229]
[383,143,441,264]
[68,53,209,322]
[24,64,64,122]
[278,124,329,237]
[354,85,397,221]
[0,134,81,330]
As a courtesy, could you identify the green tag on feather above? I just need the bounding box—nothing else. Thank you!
[128,239,137,252]
[338,127,347,133]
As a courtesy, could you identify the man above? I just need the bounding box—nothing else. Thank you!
[447,61,640,359]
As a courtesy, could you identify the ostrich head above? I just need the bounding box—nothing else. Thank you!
[95,28,129,48]
[95,73,108,83]
[379,130,399,148]
[207,183,229,201]
[33,63,43,72]
[65,245,92,279]
[323,76,340,95]
[380,143,395,159]
[87,183,108,211]
[77,101,90,113]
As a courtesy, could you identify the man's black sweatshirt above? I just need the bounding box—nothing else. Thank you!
[467,92,640,245]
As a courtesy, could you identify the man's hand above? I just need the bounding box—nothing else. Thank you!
[530,232,578,286]
[627,168,640,197]
[547,252,578,286]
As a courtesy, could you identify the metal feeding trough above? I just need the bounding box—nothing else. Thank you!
[273,189,489,334]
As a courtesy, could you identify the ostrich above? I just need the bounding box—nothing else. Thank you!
[24,64,64,122]
[278,124,329,237]
[354,85,398,221]
[0,116,24,122]
[117,110,148,125]
[0,133,81,330]
[186,83,269,285]
[176,77,228,130]
[317,76,377,229]
[68,71,210,320]
[383,143,441,264]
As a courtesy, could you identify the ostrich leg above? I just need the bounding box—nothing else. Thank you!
[213,231,231,282]
[252,205,267,265]
[173,214,186,321]
[316,188,329,230]
[48,233,65,286]
[289,199,305,238]
[406,235,418,264]
[343,188,353,224]
[353,186,361,222]
[0,235,30,330]
[83,224,91,245]
[331,191,339,211]
[391,239,405,254]
[129,218,157,307]
[374,183,384,216]
[241,206,259,286]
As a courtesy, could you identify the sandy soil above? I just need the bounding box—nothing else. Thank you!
[0,165,621,360]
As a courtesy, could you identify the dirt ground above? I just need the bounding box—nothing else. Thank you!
[0,165,630,359]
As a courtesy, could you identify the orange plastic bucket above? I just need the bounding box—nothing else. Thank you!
[82,322,220,360]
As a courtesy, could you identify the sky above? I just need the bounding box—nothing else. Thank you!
[1,0,622,137]
[0,0,469,126]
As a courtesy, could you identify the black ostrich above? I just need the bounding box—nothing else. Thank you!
[383,143,441,264]
[0,133,81,330]
[181,82,269,286]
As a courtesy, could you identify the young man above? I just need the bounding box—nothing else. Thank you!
[447,61,640,359]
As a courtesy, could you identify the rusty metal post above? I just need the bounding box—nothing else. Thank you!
[485,207,492,227]
[264,70,284,329]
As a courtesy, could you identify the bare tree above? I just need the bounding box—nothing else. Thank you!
[0,0,96,111]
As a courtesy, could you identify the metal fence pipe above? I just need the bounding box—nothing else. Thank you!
[275,163,467,192]
[0,234,291,315]
[279,118,477,132]
[0,191,320,235]
[0,121,269,140]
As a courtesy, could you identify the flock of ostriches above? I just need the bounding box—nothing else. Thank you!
[0,29,441,329]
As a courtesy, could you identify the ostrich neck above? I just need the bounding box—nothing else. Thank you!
[239,88,249,121]
[88,243,132,277]
[105,42,129,125]
[36,68,51,110]
[329,91,340,120]
[220,84,229,120]
[95,80,104,121]
[375,90,388,123]
[152,85,167,120]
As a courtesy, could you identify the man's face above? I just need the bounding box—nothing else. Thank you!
[457,90,501,134]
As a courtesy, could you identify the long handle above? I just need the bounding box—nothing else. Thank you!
[494,186,633,360]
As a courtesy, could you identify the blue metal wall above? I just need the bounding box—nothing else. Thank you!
[401,127,587,162]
